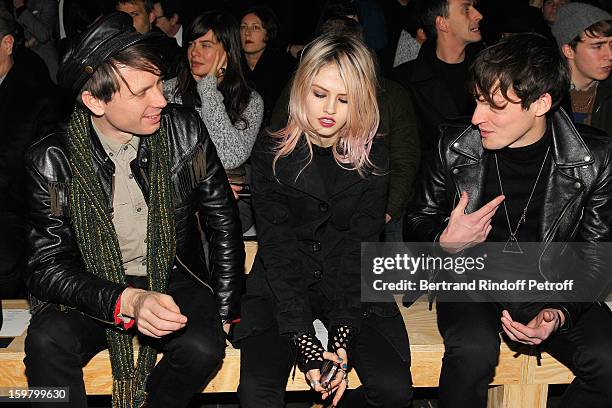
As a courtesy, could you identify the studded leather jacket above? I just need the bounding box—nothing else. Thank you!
[24,105,245,322]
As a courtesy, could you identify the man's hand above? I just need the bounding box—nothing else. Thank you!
[500,309,564,345]
[121,288,188,338]
[13,0,25,9]
[439,191,504,253]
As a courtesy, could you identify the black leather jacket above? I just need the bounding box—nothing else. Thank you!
[405,109,612,326]
[25,105,245,323]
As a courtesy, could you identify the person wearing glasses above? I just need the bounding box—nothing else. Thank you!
[239,5,295,127]
[152,0,183,46]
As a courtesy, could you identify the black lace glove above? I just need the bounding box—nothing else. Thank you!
[293,332,326,372]
[328,325,356,355]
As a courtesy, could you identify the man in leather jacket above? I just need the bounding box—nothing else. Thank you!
[405,33,612,408]
[23,12,244,408]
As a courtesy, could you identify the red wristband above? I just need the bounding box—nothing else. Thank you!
[113,294,135,330]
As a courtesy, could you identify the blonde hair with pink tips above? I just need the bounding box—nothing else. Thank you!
[272,33,380,177]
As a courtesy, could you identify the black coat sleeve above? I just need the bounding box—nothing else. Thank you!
[250,142,314,335]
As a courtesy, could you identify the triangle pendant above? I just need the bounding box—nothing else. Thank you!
[503,235,523,254]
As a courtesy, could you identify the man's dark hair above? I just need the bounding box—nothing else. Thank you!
[315,0,360,35]
[568,20,612,49]
[317,15,364,40]
[0,6,24,49]
[417,0,449,39]
[469,33,570,112]
[241,4,280,46]
[115,0,153,14]
[77,41,163,107]
[154,0,183,24]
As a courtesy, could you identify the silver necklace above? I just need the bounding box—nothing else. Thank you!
[494,146,550,254]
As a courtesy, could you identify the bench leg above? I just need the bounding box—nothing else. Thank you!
[487,384,548,408]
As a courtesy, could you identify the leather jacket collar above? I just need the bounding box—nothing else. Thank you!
[446,108,593,242]
[449,108,594,168]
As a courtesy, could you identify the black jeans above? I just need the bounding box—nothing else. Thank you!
[436,301,612,408]
[238,311,413,408]
[24,269,226,408]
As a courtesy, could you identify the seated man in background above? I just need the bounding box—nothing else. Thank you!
[553,2,612,135]
[0,7,62,300]
[23,12,244,408]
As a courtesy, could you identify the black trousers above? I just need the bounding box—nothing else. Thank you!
[238,311,413,408]
[436,301,612,408]
[24,269,226,408]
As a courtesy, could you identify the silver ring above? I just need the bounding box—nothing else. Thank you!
[310,379,321,389]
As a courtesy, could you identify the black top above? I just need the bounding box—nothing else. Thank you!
[484,126,552,243]
[244,47,296,127]
[433,57,474,118]
[312,143,339,197]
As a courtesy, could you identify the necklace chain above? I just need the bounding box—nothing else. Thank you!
[494,146,550,241]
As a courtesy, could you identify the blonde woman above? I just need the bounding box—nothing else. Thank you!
[234,33,413,407]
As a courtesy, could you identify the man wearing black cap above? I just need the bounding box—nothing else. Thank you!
[22,12,244,408]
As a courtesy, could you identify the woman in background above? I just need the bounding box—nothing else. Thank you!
[240,5,295,127]
[164,10,263,231]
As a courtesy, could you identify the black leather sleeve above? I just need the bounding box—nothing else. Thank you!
[24,141,125,322]
[404,135,453,243]
[194,119,245,321]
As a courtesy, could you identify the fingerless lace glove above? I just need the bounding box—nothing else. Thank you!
[328,325,356,354]
[293,332,325,372]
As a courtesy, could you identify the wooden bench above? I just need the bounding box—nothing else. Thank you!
[0,240,574,407]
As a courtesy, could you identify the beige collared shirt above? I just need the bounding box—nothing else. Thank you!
[92,120,148,276]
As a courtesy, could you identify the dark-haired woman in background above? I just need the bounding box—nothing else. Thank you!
[240,5,295,127]
[164,11,263,213]
[164,11,264,232]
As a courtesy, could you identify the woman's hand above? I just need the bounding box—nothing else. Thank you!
[306,350,348,403]
[210,49,228,84]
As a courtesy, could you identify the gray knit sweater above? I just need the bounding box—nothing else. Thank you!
[164,75,264,170]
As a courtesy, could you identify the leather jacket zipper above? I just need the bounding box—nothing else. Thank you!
[537,197,582,281]
[175,255,214,293]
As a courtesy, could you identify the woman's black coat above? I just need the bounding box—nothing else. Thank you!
[235,132,401,342]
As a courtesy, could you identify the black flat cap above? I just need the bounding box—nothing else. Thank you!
[58,12,163,92]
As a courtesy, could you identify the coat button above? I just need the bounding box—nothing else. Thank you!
[312,241,321,252]
[319,203,329,212]
[452,168,460,174]
[584,156,591,161]
[453,142,459,148]
[142,157,148,163]
[574,182,581,189]
[313,269,322,279]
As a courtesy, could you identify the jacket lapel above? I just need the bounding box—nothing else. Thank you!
[448,126,488,213]
[274,137,329,202]
[539,110,593,241]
